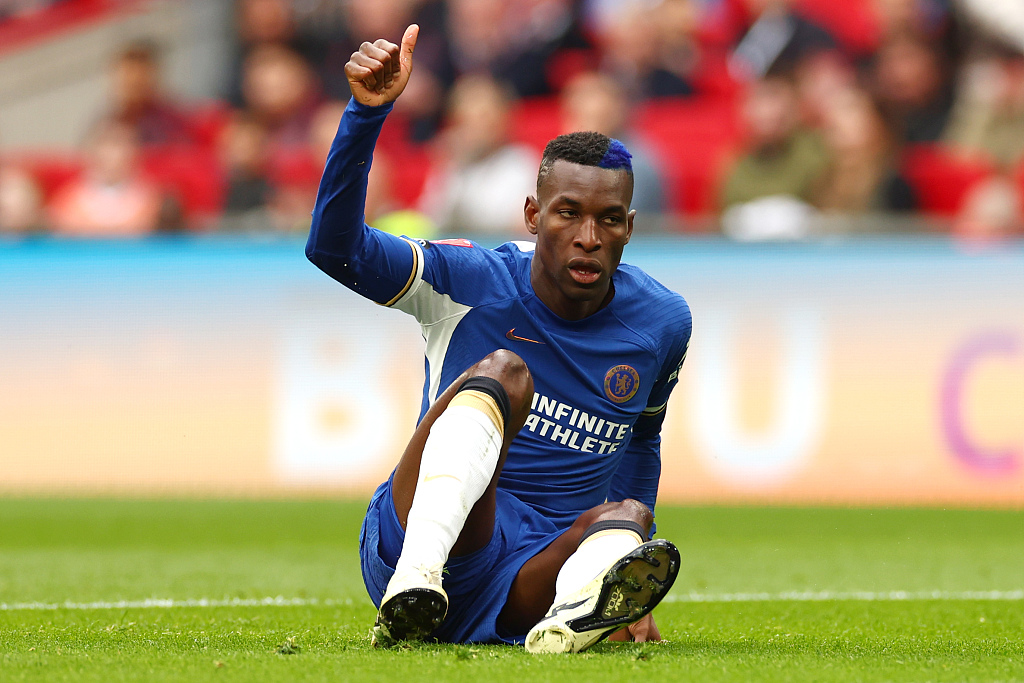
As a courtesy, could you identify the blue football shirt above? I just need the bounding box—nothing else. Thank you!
[307,98,692,531]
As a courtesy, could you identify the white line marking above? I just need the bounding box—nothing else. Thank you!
[664,590,1024,603]
[0,597,352,612]
[1,591,1022,612]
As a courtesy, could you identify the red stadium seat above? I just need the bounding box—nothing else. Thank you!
[386,147,431,209]
[794,0,879,56]
[186,102,232,152]
[900,145,996,217]
[11,153,85,202]
[633,97,743,217]
[141,144,225,224]
[266,145,321,192]
[509,96,562,154]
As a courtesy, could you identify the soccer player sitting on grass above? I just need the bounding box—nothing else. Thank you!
[306,25,692,654]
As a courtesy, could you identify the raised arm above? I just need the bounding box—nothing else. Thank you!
[305,25,422,305]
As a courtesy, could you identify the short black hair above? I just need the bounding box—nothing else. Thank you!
[537,131,633,193]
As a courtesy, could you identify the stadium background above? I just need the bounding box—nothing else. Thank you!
[0,0,1022,508]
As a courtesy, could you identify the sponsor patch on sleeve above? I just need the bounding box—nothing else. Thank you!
[431,238,474,248]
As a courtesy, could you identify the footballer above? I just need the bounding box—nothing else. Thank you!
[306,25,692,654]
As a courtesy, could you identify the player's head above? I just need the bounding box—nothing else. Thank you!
[525,131,636,321]
[536,132,634,200]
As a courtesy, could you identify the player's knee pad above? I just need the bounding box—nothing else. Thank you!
[453,376,511,434]
[578,519,649,547]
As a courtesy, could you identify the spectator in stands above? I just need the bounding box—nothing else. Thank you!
[49,119,163,236]
[728,0,837,80]
[720,69,828,239]
[794,50,857,128]
[418,74,538,235]
[870,30,954,144]
[227,0,314,107]
[945,45,1024,170]
[560,71,668,219]
[589,0,695,98]
[944,40,1024,239]
[814,86,916,213]
[249,97,340,234]
[241,43,320,148]
[721,69,828,207]
[309,0,449,141]
[651,0,704,94]
[106,41,193,146]
[0,163,44,235]
[218,112,273,231]
[955,175,1023,240]
[235,0,295,50]
[259,98,340,234]
[447,0,507,74]
[490,0,592,96]
[872,0,952,45]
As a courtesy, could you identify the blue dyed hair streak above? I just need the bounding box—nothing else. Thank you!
[537,131,635,191]
[599,138,633,173]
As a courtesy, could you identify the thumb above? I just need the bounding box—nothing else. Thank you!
[400,24,419,71]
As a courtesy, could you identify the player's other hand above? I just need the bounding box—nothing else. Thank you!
[608,613,661,642]
[345,24,418,107]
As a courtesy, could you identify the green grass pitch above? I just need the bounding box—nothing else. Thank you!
[1,499,1022,682]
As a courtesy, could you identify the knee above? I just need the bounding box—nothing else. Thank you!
[471,349,533,414]
[617,499,655,532]
[572,499,653,536]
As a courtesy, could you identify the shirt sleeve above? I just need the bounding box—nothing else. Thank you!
[305,98,418,305]
[607,297,692,536]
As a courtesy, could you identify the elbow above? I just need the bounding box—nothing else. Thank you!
[304,239,319,266]
[304,220,324,268]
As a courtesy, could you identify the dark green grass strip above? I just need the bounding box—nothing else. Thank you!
[0,499,1022,682]
[2,602,1023,683]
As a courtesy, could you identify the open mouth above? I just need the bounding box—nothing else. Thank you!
[568,261,602,285]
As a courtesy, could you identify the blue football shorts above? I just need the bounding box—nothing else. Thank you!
[359,474,567,644]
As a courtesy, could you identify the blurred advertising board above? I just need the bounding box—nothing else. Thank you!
[1,237,1022,506]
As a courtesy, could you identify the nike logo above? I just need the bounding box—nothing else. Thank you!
[422,474,461,483]
[506,328,545,344]
[547,597,589,617]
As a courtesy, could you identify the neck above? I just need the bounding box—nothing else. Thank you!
[530,258,613,321]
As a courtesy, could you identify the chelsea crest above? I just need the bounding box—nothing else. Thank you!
[604,365,640,403]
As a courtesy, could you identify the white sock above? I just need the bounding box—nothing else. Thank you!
[390,393,504,588]
[553,529,644,604]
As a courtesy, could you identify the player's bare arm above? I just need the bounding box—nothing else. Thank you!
[345,25,418,107]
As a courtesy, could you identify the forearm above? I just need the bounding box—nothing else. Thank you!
[612,441,661,518]
[609,414,665,534]
[305,98,415,304]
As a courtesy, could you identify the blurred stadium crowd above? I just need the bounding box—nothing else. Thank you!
[2,0,1024,239]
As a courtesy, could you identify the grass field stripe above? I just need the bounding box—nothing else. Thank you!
[664,590,1024,603]
[0,597,352,612]
[3,590,1023,612]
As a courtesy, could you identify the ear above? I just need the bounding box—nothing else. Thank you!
[524,196,540,236]
[625,209,636,244]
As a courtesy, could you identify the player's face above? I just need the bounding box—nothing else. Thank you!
[525,160,635,320]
